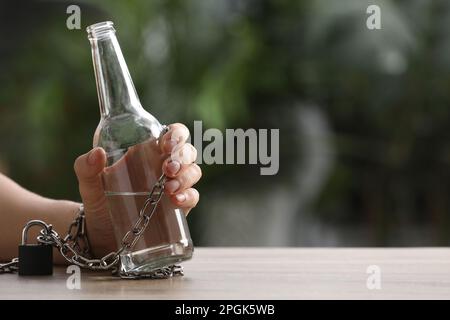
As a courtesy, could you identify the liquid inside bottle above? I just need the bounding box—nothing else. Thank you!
[87,21,193,276]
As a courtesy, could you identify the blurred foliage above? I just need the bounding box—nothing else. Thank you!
[1,0,450,245]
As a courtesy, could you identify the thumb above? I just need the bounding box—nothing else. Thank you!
[74,147,107,212]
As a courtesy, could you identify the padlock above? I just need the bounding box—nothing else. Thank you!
[18,220,53,276]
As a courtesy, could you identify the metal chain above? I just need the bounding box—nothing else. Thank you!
[66,174,182,278]
[0,258,18,274]
[0,174,183,278]
[1,126,184,279]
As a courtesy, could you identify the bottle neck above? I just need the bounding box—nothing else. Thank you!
[88,22,142,118]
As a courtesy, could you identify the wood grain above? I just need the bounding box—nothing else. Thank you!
[1,247,450,299]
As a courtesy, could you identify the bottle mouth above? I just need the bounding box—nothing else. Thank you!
[87,21,116,40]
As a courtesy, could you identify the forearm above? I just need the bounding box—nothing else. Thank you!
[0,173,80,264]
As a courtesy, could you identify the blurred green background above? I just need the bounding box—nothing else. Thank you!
[1,0,449,246]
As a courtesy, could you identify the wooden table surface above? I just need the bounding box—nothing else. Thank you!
[1,247,450,299]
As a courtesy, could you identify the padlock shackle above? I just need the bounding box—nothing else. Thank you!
[21,220,52,245]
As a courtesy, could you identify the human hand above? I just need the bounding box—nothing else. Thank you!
[73,123,201,257]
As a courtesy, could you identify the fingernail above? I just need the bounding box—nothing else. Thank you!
[165,179,180,193]
[167,160,181,175]
[87,149,99,166]
[175,193,186,203]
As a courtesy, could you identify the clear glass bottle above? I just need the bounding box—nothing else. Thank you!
[86,21,193,276]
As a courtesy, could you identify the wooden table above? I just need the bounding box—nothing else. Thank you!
[1,248,449,299]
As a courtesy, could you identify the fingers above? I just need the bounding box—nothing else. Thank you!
[73,147,107,212]
[171,142,197,166]
[169,188,200,215]
[160,123,201,214]
[160,123,190,155]
[165,163,202,195]
[162,144,197,177]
